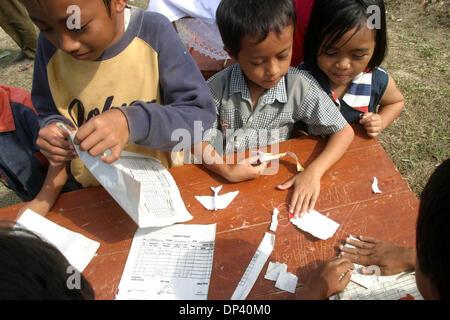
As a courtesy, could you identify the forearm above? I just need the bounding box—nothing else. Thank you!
[193,142,231,180]
[306,124,354,177]
[378,100,404,131]
[31,163,69,214]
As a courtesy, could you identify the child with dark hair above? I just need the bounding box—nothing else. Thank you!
[0,220,94,299]
[297,159,450,300]
[300,0,404,138]
[19,0,215,189]
[197,0,354,218]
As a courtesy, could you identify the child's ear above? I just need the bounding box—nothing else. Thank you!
[223,46,236,60]
[111,0,128,14]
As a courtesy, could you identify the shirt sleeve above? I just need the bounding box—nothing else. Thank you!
[119,12,216,152]
[31,34,73,129]
[293,71,348,136]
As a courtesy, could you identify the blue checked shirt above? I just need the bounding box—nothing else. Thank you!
[204,64,347,154]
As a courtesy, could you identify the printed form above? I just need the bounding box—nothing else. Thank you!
[116,224,216,300]
[58,123,192,228]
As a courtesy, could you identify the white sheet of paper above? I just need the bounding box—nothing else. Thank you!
[372,177,382,194]
[195,189,239,210]
[269,208,280,232]
[116,224,216,300]
[344,235,409,289]
[57,123,192,228]
[330,272,423,300]
[264,261,287,281]
[290,210,340,240]
[231,232,275,300]
[274,271,298,294]
[17,209,100,272]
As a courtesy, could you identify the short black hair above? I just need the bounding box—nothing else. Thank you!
[303,0,387,74]
[416,158,450,299]
[0,221,95,299]
[216,0,296,57]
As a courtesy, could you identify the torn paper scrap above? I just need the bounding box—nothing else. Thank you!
[251,150,304,172]
[344,235,409,289]
[195,186,239,211]
[275,271,298,294]
[17,209,100,272]
[231,232,275,300]
[56,123,193,228]
[372,177,382,194]
[264,261,287,281]
[269,208,280,232]
[290,210,340,240]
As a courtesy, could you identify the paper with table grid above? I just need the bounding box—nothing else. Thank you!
[116,224,216,300]
[331,272,423,300]
[58,122,192,228]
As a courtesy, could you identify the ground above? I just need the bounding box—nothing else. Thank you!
[0,0,448,208]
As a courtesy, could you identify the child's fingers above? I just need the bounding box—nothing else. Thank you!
[292,193,306,218]
[277,176,295,190]
[346,237,377,249]
[308,191,319,212]
[100,145,122,164]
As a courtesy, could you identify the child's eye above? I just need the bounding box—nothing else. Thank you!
[278,55,289,61]
[70,24,88,34]
[353,54,367,59]
[324,51,337,56]
[250,61,264,66]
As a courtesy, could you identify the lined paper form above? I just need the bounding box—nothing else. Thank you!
[57,123,192,228]
[331,272,423,300]
[116,224,216,300]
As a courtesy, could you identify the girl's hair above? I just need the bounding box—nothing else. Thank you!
[303,0,387,74]
[216,0,296,58]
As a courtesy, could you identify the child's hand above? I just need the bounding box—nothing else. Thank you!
[360,112,382,138]
[74,109,130,163]
[296,257,354,300]
[339,235,416,275]
[277,169,320,218]
[36,122,77,166]
[225,156,267,183]
[16,199,51,220]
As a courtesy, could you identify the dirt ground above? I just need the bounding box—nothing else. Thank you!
[0,0,448,208]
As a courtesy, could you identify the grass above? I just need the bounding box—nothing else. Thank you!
[0,0,448,207]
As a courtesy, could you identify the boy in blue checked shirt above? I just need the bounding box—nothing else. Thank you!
[195,0,354,218]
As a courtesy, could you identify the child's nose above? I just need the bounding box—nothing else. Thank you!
[336,58,351,70]
[266,60,280,77]
[59,33,81,53]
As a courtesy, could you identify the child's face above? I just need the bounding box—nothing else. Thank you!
[233,24,294,91]
[317,26,376,90]
[22,0,126,61]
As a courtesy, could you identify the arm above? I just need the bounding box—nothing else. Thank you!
[360,74,405,138]
[339,235,416,275]
[278,123,354,217]
[193,142,266,183]
[75,13,216,163]
[17,163,68,218]
[31,34,76,165]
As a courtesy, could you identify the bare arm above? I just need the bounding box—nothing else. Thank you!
[278,123,355,217]
[17,163,69,218]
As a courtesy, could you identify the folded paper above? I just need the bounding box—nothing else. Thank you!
[195,185,239,211]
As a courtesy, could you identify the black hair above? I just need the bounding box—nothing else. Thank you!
[215,0,296,58]
[416,158,450,299]
[303,0,387,74]
[0,221,95,300]
[103,0,112,16]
